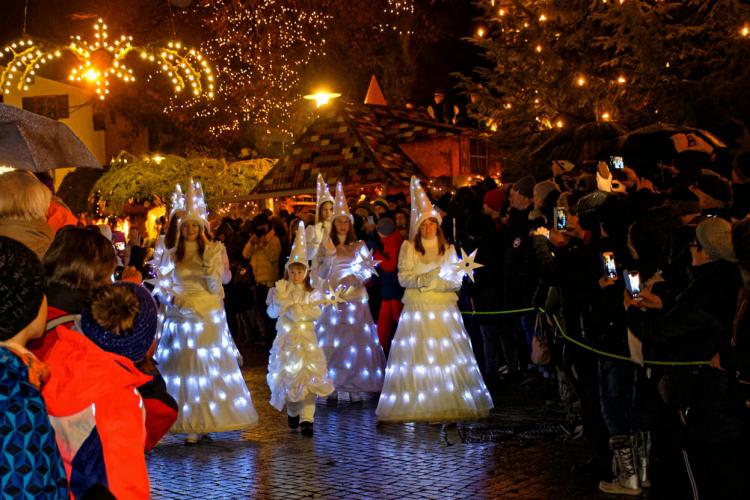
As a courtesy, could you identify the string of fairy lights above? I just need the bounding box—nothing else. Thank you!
[473,0,750,131]
[0,19,214,101]
[163,0,330,137]
[1,1,420,139]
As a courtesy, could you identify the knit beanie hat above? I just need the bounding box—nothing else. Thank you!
[694,169,732,203]
[81,282,158,362]
[696,217,736,262]
[0,236,45,340]
[376,217,396,236]
[483,188,506,212]
[512,175,535,199]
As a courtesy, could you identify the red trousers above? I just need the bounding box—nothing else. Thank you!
[377,299,403,353]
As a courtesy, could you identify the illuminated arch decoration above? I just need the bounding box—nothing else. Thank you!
[0,18,214,100]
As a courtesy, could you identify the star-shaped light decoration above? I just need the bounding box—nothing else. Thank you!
[323,285,346,306]
[454,248,483,283]
[0,18,214,100]
[353,247,381,280]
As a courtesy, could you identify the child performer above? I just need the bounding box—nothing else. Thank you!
[267,221,335,436]
[317,182,386,401]
[305,173,335,283]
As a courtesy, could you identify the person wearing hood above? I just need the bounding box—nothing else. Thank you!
[0,236,69,499]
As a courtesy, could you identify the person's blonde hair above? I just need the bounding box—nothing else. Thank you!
[0,171,51,221]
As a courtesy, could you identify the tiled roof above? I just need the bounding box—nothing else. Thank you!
[249,102,470,198]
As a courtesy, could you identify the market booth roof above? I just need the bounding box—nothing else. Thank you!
[247,101,469,199]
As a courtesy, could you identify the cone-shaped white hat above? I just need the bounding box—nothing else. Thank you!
[180,178,208,227]
[409,176,442,240]
[316,173,335,208]
[287,220,308,270]
[332,181,353,222]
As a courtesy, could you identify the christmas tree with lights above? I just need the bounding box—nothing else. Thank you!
[461,0,750,170]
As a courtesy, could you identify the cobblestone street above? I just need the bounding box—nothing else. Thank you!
[147,352,608,499]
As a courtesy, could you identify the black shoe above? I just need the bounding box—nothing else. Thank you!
[287,415,300,430]
[300,421,314,436]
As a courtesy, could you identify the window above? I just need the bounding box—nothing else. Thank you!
[22,95,69,119]
[469,138,488,175]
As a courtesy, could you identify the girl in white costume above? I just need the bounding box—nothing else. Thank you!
[316,182,386,399]
[376,177,493,422]
[305,174,335,280]
[267,221,335,436]
[154,180,258,444]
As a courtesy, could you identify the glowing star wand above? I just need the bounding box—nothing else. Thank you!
[454,248,483,283]
[352,247,381,280]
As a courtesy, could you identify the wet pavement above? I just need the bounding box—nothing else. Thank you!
[147,353,605,499]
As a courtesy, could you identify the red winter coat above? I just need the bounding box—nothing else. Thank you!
[30,326,152,500]
[375,231,405,300]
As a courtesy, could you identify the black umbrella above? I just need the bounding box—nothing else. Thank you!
[532,121,628,164]
[0,103,101,172]
[618,122,727,162]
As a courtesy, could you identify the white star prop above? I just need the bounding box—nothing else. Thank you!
[323,285,346,306]
[354,247,381,279]
[454,248,483,283]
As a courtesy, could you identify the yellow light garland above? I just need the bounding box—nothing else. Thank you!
[0,18,214,100]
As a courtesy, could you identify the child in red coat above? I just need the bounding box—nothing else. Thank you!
[373,218,405,356]
[81,282,178,452]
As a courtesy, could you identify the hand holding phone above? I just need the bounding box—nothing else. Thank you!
[553,207,568,231]
[601,252,618,280]
[624,270,641,298]
[608,156,624,170]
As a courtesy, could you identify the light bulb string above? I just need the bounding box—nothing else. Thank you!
[460,306,710,367]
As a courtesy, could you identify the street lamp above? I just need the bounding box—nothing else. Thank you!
[303,90,342,108]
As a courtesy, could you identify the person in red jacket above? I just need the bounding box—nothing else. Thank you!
[29,323,152,499]
[81,281,178,452]
[373,218,405,356]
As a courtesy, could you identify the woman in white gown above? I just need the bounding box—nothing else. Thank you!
[155,181,258,443]
[376,177,493,422]
[316,182,386,399]
[305,174,334,284]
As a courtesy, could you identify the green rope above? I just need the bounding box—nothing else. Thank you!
[460,307,711,367]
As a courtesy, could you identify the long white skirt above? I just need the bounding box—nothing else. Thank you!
[317,299,386,393]
[156,304,258,433]
[267,321,335,411]
[375,302,493,422]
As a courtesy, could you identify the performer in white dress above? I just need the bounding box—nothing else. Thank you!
[376,177,493,422]
[316,182,386,399]
[154,180,258,444]
[267,221,335,436]
[305,173,335,270]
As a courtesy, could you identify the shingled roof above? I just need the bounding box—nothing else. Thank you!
[248,101,469,199]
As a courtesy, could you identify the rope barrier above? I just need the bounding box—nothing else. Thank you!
[460,306,711,367]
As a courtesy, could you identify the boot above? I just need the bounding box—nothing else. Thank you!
[287,415,300,430]
[599,435,642,496]
[634,431,651,488]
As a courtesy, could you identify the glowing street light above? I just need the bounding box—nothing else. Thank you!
[303,90,341,108]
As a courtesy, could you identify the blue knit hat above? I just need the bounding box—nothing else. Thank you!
[81,282,158,362]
